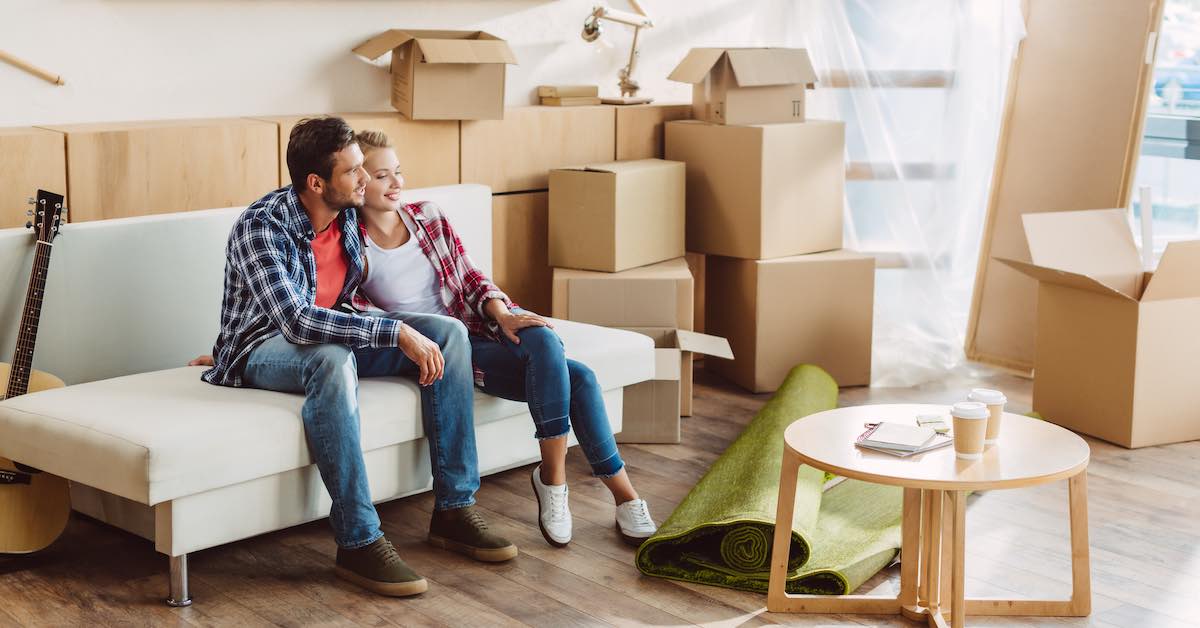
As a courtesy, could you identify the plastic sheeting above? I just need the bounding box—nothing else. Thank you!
[775,0,1027,386]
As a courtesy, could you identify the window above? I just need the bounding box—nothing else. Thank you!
[1134,0,1200,256]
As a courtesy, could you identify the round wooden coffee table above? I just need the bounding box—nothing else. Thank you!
[766,404,1091,628]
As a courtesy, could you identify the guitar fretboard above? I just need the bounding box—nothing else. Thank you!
[5,241,53,400]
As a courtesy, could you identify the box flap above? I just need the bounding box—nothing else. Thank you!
[1142,239,1200,301]
[416,37,517,65]
[354,29,517,64]
[617,327,677,347]
[353,29,418,61]
[674,330,734,359]
[567,277,679,327]
[667,48,729,84]
[1022,209,1143,298]
[995,257,1137,302]
[726,49,818,87]
[575,159,675,175]
[652,348,683,381]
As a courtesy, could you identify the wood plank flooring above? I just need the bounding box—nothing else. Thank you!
[1,365,1197,627]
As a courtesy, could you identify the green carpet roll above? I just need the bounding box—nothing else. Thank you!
[634,365,903,595]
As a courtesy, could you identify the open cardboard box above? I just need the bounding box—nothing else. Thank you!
[551,258,724,417]
[667,48,816,125]
[997,209,1200,448]
[615,328,733,444]
[353,30,517,120]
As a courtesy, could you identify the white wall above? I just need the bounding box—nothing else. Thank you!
[2,0,810,127]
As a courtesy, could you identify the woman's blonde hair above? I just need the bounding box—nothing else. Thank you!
[355,129,392,152]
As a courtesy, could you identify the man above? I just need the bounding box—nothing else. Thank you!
[201,116,515,597]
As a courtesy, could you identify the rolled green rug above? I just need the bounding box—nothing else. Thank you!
[634,364,903,594]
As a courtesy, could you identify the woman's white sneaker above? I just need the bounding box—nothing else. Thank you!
[615,498,657,547]
[531,465,571,547]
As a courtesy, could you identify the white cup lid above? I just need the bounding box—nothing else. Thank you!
[951,401,989,420]
[968,388,1007,405]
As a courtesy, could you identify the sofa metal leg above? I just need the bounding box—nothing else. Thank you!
[166,554,192,607]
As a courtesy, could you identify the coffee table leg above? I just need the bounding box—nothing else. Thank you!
[950,491,966,628]
[924,490,943,615]
[767,450,802,610]
[1068,471,1092,616]
[899,488,922,609]
[917,490,932,609]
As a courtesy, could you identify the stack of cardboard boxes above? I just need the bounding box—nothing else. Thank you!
[548,159,733,444]
[666,48,876,393]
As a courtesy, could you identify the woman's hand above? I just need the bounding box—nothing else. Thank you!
[496,310,553,344]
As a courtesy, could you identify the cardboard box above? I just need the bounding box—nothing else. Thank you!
[617,328,733,443]
[353,30,517,120]
[492,191,551,314]
[461,106,616,194]
[666,119,844,260]
[254,113,458,189]
[996,209,1200,448]
[553,258,721,416]
[551,258,693,330]
[685,252,706,333]
[0,128,66,229]
[41,119,278,223]
[668,48,817,125]
[706,250,874,392]
[615,103,692,160]
[548,159,685,273]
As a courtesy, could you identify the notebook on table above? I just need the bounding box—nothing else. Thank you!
[855,421,953,457]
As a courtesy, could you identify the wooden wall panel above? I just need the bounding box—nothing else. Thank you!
[256,113,459,189]
[41,119,278,222]
[615,103,692,161]
[461,106,615,194]
[492,191,551,314]
[0,128,67,229]
[966,0,1163,372]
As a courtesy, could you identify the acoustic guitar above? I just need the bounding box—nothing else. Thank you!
[0,189,70,554]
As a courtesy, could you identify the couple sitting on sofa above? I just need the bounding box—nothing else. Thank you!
[191,117,657,597]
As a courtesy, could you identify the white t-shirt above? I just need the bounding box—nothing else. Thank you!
[359,212,449,316]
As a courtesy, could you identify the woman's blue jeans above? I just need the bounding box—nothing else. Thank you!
[470,322,625,479]
[241,312,479,549]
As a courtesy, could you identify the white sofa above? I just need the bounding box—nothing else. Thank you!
[0,184,654,605]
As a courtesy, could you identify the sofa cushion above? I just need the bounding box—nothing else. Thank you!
[0,319,652,505]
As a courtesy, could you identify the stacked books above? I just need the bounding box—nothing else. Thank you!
[855,421,952,457]
[538,85,601,106]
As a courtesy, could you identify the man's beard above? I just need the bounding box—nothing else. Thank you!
[322,186,363,211]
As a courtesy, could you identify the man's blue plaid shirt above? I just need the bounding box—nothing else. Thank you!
[201,187,401,387]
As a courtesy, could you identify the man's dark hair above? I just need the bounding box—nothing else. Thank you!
[286,117,357,191]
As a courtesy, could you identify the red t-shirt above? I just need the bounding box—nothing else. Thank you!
[311,221,348,309]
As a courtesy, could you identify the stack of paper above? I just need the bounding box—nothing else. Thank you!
[856,422,952,457]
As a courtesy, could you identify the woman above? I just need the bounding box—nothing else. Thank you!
[352,130,656,548]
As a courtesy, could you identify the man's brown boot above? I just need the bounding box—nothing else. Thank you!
[427,505,518,562]
[335,536,428,597]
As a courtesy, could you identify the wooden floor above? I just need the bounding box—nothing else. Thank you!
[2,365,1198,627]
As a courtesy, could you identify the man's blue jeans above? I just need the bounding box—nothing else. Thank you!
[470,321,625,478]
[242,312,479,549]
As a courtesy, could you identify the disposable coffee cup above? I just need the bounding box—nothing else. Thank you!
[968,388,1008,445]
[951,402,989,460]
